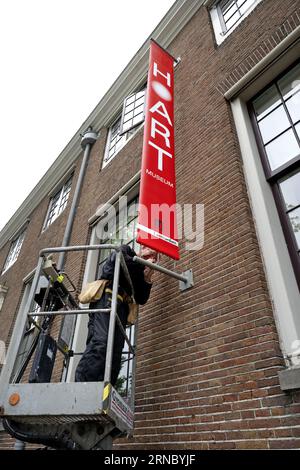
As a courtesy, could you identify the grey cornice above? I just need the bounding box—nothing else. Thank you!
[0,0,203,250]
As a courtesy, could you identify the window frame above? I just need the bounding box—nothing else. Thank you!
[42,175,73,231]
[248,60,300,290]
[210,0,262,45]
[102,86,146,168]
[2,229,26,274]
[96,195,139,277]
[0,285,8,312]
[119,88,146,136]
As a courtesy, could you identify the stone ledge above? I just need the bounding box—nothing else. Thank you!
[279,367,300,391]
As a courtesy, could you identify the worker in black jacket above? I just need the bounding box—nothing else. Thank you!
[75,244,157,385]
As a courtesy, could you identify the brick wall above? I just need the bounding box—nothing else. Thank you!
[1,0,300,450]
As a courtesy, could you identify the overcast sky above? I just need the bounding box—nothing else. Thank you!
[0,0,175,231]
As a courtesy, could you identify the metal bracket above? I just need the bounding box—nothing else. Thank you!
[179,269,194,291]
[133,256,194,292]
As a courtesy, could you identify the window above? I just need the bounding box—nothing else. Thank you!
[97,195,139,400]
[120,89,146,134]
[11,278,44,382]
[97,196,139,275]
[210,0,262,45]
[43,176,72,230]
[2,229,26,273]
[0,285,8,312]
[103,88,146,167]
[249,61,300,288]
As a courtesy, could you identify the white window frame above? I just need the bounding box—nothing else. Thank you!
[230,53,300,366]
[210,0,263,45]
[102,88,146,168]
[119,88,146,135]
[0,285,8,312]
[2,229,26,274]
[43,176,73,231]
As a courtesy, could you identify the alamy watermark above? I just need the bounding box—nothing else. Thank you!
[94,196,204,251]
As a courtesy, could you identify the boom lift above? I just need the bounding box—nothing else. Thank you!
[0,244,193,450]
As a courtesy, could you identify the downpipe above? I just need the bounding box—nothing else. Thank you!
[57,127,98,270]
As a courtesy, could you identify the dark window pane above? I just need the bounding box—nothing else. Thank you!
[265,129,300,170]
[258,105,290,144]
[279,170,300,211]
[252,85,281,121]
[288,207,300,249]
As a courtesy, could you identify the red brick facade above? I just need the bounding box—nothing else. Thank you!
[1,0,300,450]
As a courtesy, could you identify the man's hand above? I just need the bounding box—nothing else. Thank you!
[143,256,156,283]
[139,247,158,284]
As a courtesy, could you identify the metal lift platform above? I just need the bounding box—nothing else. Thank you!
[0,244,193,449]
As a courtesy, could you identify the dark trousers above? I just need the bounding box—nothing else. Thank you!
[75,292,128,386]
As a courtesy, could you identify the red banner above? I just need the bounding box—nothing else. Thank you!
[137,40,179,260]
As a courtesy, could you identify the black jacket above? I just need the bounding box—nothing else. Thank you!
[100,245,152,305]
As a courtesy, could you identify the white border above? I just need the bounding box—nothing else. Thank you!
[231,98,300,361]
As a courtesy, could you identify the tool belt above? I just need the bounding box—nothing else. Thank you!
[105,288,125,303]
[105,287,138,325]
[79,279,138,325]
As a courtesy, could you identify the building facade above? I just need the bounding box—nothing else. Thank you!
[1,0,300,450]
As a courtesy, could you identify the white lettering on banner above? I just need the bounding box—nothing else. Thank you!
[146,168,174,187]
[149,101,172,126]
[148,141,172,171]
[137,40,179,259]
[153,62,171,87]
[150,118,171,148]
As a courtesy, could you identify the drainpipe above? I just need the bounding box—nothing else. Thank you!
[55,127,97,381]
[57,127,98,271]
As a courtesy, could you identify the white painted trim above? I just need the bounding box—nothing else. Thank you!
[231,98,300,361]
[0,0,204,251]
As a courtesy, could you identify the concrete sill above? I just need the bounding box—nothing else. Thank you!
[279,367,300,391]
